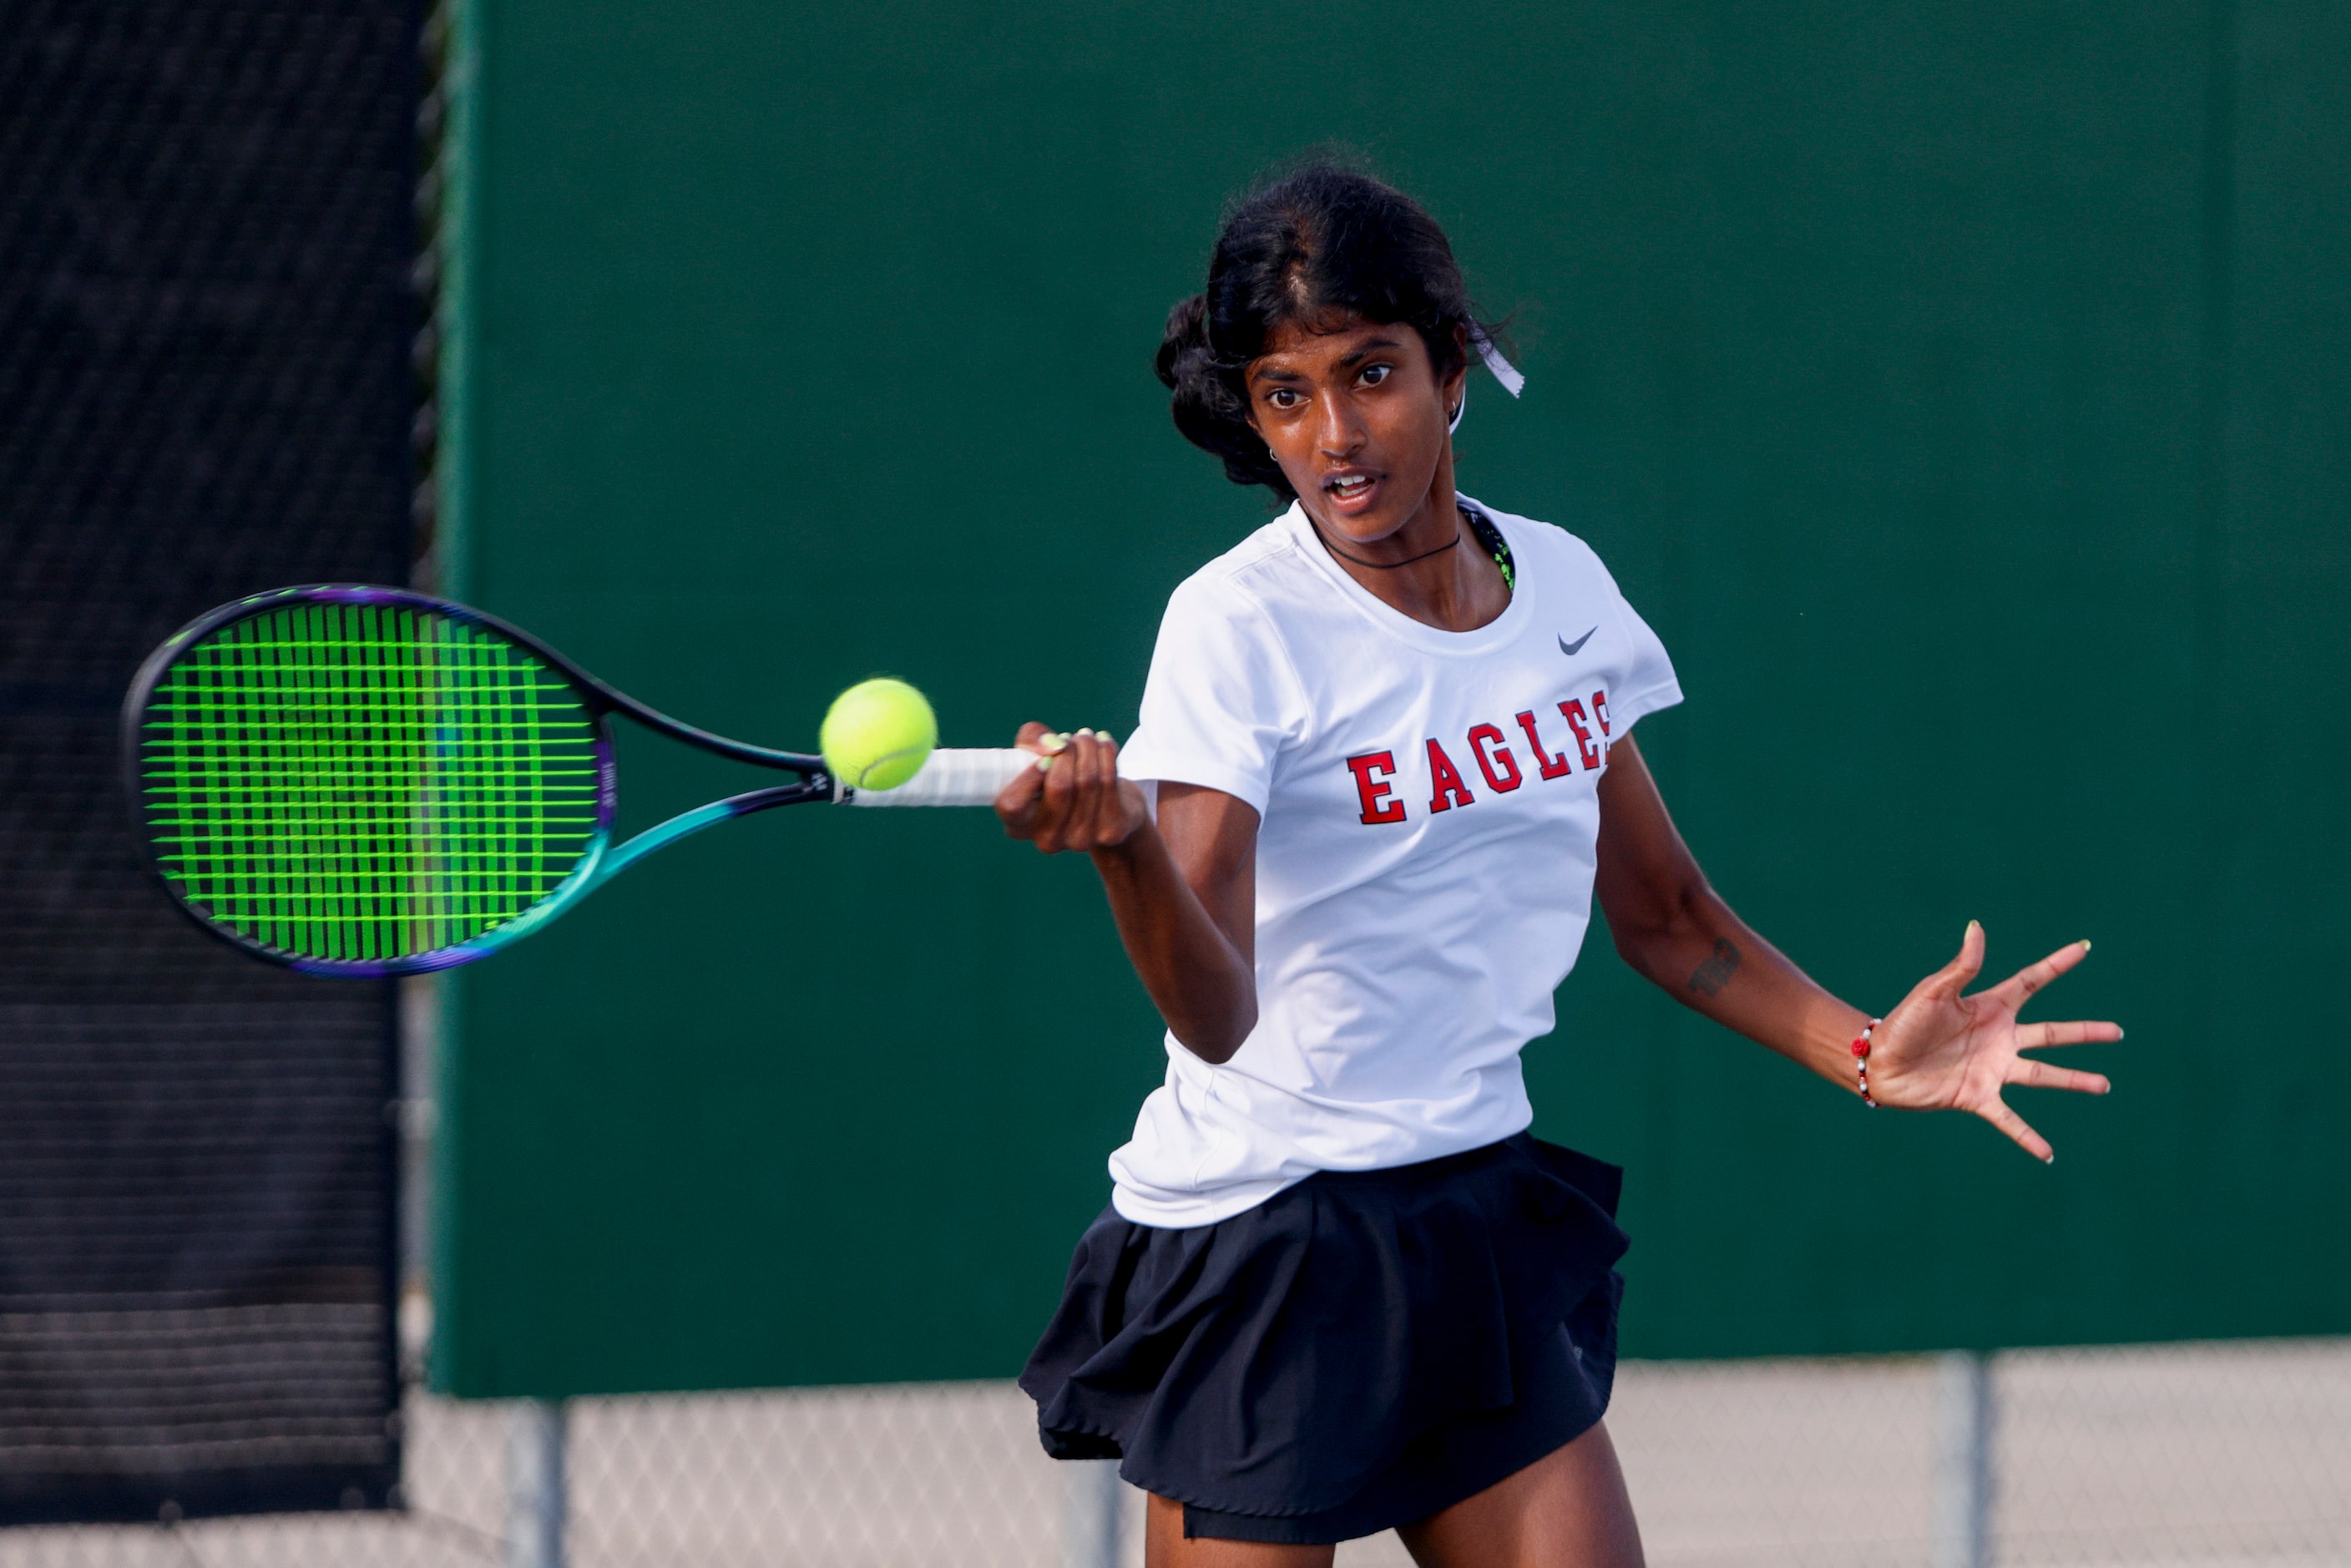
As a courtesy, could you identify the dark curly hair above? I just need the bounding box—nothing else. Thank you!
[1155,163,1500,501]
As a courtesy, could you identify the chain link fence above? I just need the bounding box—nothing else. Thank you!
[0,1338,2339,1566]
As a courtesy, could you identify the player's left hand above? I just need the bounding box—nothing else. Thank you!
[1862,922,2121,1162]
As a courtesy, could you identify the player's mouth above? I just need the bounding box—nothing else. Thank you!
[1321,468,1382,514]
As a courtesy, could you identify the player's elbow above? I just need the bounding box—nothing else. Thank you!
[1607,879,1717,978]
[1172,996,1256,1066]
[1607,920,1675,988]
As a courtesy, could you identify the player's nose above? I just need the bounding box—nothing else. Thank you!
[1313,399,1365,458]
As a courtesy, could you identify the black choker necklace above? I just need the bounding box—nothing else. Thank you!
[1310,504,1515,590]
[1312,522,1461,570]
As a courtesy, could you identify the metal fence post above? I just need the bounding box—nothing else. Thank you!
[1064,1458,1125,1568]
[1931,1349,1994,1568]
[508,1399,567,1568]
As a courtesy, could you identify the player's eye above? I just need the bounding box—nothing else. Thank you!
[1266,387,1304,409]
[1359,363,1392,387]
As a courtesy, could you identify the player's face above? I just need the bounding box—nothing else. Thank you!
[1246,315,1465,546]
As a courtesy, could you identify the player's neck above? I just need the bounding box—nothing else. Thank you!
[1313,467,1509,635]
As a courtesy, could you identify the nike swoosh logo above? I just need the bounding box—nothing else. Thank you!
[1558,627,1597,656]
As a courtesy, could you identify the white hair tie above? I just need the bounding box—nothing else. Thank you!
[1469,325,1525,396]
[1454,326,1524,432]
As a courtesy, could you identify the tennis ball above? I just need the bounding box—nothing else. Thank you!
[821,677,938,792]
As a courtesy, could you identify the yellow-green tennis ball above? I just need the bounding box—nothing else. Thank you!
[821,677,938,791]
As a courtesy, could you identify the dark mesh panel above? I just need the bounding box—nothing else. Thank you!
[0,0,416,1524]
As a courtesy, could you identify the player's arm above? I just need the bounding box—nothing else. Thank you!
[996,725,1258,1065]
[1592,733,2120,1160]
[1591,734,1863,1085]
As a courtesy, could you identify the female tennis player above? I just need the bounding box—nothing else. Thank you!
[998,164,2121,1567]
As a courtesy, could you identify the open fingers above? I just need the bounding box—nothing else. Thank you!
[2008,1056,2111,1095]
[1989,938,2092,1009]
[2015,1020,2122,1050]
[1975,1095,2055,1165]
[1925,919,1986,999]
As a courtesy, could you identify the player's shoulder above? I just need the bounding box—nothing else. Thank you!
[1165,509,1318,621]
[1191,508,1313,589]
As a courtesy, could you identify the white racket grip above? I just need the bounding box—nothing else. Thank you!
[848,747,1033,807]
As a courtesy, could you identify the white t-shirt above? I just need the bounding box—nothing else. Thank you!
[1109,497,1683,1227]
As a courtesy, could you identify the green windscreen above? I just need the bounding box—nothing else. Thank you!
[137,599,604,964]
[433,0,2349,1393]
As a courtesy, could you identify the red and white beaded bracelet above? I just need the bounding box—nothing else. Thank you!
[1851,1018,1883,1107]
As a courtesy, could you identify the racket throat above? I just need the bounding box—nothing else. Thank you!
[594,780,835,886]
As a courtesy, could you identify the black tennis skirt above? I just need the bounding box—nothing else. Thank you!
[1019,1133,1628,1545]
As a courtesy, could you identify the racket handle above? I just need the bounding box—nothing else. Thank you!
[848,747,1033,807]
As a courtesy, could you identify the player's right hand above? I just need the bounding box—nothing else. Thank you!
[996,721,1151,854]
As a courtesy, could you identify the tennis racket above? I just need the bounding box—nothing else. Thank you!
[122,584,1032,977]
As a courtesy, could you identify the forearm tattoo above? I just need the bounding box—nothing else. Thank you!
[1686,938,1742,997]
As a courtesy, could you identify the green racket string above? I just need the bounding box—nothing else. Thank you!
[138,603,603,961]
